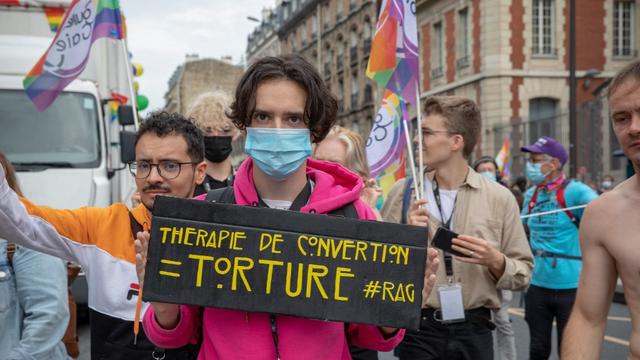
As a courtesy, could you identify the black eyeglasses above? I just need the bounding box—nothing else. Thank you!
[420,129,454,139]
[128,160,197,180]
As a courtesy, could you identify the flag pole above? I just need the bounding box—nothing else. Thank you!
[415,87,424,200]
[120,39,139,129]
[402,117,420,200]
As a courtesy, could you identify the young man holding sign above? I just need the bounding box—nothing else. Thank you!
[381,96,533,360]
[135,55,439,359]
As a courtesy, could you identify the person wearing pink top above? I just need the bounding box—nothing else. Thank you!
[134,54,439,360]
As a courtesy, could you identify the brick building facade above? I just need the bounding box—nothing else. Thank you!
[417,0,639,182]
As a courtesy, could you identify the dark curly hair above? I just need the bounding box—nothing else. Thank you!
[135,111,204,162]
[227,54,338,143]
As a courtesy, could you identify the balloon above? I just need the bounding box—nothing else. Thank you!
[133,81,139,93]
[136,94,149,111]
[132,63,144,77]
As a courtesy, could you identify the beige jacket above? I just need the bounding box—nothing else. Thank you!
[381,168,533,310]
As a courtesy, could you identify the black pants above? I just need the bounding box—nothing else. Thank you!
[525,285,577,360]
[396,308,494,360]
[349,345,378,360]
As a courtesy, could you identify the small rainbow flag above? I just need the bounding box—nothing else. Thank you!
[23,0,123,111]
[495,139,511,179]
[43,6,65,33]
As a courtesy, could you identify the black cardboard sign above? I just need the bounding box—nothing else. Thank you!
[143,196,428,329]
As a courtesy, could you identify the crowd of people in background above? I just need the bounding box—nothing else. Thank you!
[0,55,638,360]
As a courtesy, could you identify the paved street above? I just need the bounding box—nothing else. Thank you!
[77,292,631,359]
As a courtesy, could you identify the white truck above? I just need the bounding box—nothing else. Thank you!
[0,0,137,305]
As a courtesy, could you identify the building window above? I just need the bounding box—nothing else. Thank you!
[324,3,330,29]
[337,0,343,20]
[528,98,558,143]
[432,21,444,78]
[312,14,318,38]
[351,72,358,109]
[301,25,307,47]
[350,29,358,63]
[337,41,344,70]
[532,0,556,56]
[457,8,470,68]
[614,0,635,57]
[338,78,345,112]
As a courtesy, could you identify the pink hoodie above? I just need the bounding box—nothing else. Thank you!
[143,158,405,360]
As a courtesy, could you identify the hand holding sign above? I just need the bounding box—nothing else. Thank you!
[422,248,439,308]
[135,230,180,329]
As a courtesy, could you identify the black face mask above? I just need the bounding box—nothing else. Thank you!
[204,136,232,163]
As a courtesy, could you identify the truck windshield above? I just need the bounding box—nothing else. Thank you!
[0,90,101,169]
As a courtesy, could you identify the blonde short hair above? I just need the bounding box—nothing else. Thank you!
[324,126,370,178]
[186,91,237,134]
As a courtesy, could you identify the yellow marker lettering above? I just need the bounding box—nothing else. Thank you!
[397,246,409,266]
[394,283,406,302]
[259,233,273,252]
[271,233,283,254]
[334,267,355,301]
[183,227,196,246]
[330,238,343,258]
[218,230,230,248]
[285,262,304,297]
[188,254,214,288]
[171,227,184,244]
[196,229,208,247]
[341,240,355,261]
[206,231,217,248]
[354,241,368,261]
[159,227,171,244]
[306,264,329,299]
[317,236,329,258]
[232,231,246,251]
[370,243,382,262]
[231,257,254,292]
[214,257,231,275]
[258,259,284,294]
[406,284,415,303]
[297,235,308,256]
[382,281,395,301]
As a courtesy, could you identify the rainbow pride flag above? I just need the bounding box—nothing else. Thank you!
[366,0,419,105]
[23,0,123,111]
[43,6,65,33]
[495,139,511,179]
[366,91,407,178]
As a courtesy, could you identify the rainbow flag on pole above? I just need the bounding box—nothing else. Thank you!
[495,139,511,179]
[365,0,419,200]
[366,0,419,105]
[23,0,123,111]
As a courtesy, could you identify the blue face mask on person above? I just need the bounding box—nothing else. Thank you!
[479,171,497,182]
[526,161,548,185]
[244,127,312,181]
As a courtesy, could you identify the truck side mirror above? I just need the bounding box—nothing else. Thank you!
[120,130,136,164]
[118,105,136,126]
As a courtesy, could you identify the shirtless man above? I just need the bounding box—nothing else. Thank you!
[562,60,640,359]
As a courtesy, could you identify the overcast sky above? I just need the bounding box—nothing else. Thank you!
[121,0,273,116]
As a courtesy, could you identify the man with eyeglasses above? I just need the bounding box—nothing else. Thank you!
[520,136,597,360]
[0,111,205,359]
[381,96,533,360]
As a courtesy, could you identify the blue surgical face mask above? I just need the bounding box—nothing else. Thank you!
[526,161,547,185]
[244,127,312,181]
[479,171,497,182]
